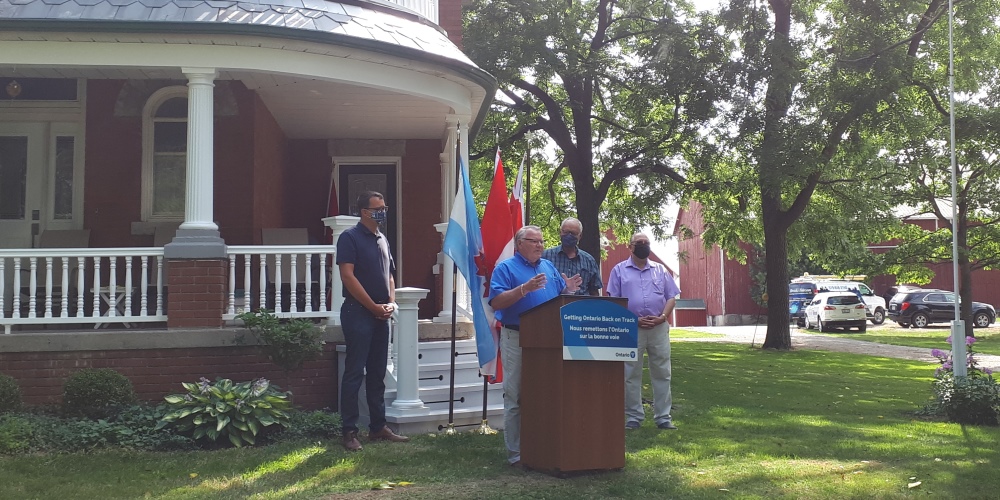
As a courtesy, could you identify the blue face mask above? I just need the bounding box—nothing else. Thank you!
[368,208,387,225]
[561,233,579,248]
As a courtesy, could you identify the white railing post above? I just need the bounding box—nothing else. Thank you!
[322,215,360,325]
[390,287,429,412]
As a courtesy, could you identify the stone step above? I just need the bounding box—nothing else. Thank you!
[412,338,480,365]
[387,404,505,435]
[384,380,504,412]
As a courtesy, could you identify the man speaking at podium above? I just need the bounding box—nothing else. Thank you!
[489,225,581,468]
[607,232,680,431]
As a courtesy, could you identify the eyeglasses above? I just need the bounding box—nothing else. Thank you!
[364,206,389,214]
[521,238,544,245]
[631,240,650,246]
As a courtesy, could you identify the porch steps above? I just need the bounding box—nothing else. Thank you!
[337,338,505,435]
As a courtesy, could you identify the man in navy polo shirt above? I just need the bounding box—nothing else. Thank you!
[489,225,582,468]
[337,190,408,451]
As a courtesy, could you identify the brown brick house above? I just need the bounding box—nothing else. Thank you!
[0,0,494,411]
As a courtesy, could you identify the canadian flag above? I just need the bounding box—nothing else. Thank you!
[477,150,517,383]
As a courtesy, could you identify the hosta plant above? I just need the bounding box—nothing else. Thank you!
[155,377,291,447]
[930,336,1000,426]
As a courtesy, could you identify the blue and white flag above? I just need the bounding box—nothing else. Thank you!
[443,159,498,375]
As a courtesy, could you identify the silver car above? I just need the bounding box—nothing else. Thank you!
[804,292,868,333]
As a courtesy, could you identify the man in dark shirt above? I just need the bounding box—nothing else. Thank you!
[337,190,407,451]
[542,217,602,296]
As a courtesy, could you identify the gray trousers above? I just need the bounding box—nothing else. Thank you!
[624,322,672,426]
[500,327,521,464]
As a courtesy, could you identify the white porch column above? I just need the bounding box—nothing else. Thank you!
[322,215,360,324]
[458,122,470,177]
[165,67,225,259]
[434,117,462,323]
[390,287,429,411]
[181,68,217,232]
[433,222,454,323]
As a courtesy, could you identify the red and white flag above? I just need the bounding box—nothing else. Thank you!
[477,149,516,383]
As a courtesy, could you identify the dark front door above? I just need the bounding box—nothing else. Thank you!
[338,164,398,278]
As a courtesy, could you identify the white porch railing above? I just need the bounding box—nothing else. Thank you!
[387,0,438,24]
[0,248,167,334]
[224,245,336,321]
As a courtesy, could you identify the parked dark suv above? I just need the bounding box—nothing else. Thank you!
[887,289,996,328]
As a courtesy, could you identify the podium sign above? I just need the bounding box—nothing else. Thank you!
[560,300,638,361]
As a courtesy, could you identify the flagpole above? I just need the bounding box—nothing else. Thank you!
[476,362,496,434]
[524,148,531,225]
[445,264,458,435]
[444,124,462,435]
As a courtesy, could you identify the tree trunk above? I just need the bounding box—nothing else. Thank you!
[761,196,792,349]
[576,182,602,262]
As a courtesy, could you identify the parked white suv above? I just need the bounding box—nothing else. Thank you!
[815,280,886,325]
[804,292,868,332]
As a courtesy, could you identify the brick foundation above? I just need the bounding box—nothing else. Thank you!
[1,343,339,410]
[167,259,227,328]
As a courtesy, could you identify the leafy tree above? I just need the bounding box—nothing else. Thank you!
[693,0,962,349]
[464,0,733,257]
[881,56,1000,336]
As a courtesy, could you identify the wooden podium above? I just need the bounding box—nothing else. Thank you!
[520,295,627,475]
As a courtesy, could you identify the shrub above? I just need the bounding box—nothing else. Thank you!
[237,310,325,374]
[62,368,137,419]
[0,415,33,454]
[0,405,194,455]
[929,336,1000,425]
[156,377,292,447]
[933,374,1000,425]
[0,374,21,413]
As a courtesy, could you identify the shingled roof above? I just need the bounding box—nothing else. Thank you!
[0,0,473,65]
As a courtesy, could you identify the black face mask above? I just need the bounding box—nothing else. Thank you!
[560,233,579,248]
[632,243,651,259]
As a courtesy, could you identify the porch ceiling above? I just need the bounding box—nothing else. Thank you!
[241,72,453,140]
[0,66,452,140]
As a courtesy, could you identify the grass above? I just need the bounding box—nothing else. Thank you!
[818,326,1000,355]
[669,328,724,339]
[3,342,1000,499]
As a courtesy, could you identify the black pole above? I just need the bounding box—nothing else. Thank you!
[445,262,458,434]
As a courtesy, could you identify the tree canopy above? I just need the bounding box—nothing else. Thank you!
[464,0,733,255]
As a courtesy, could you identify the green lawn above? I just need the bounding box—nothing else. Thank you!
[669,328,724,339]
[3,342,999,499]
[818,327,1000,356]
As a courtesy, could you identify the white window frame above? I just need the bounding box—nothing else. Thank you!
[45,122,85,230]
[141,86,188,222]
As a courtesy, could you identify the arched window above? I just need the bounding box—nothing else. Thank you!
[142,86,188,221]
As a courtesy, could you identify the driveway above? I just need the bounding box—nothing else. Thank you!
[679,324,1000,372]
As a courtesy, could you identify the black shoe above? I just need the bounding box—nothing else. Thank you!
[657,421,677,430]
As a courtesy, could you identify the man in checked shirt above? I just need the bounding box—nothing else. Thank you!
[541,217,602,296]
